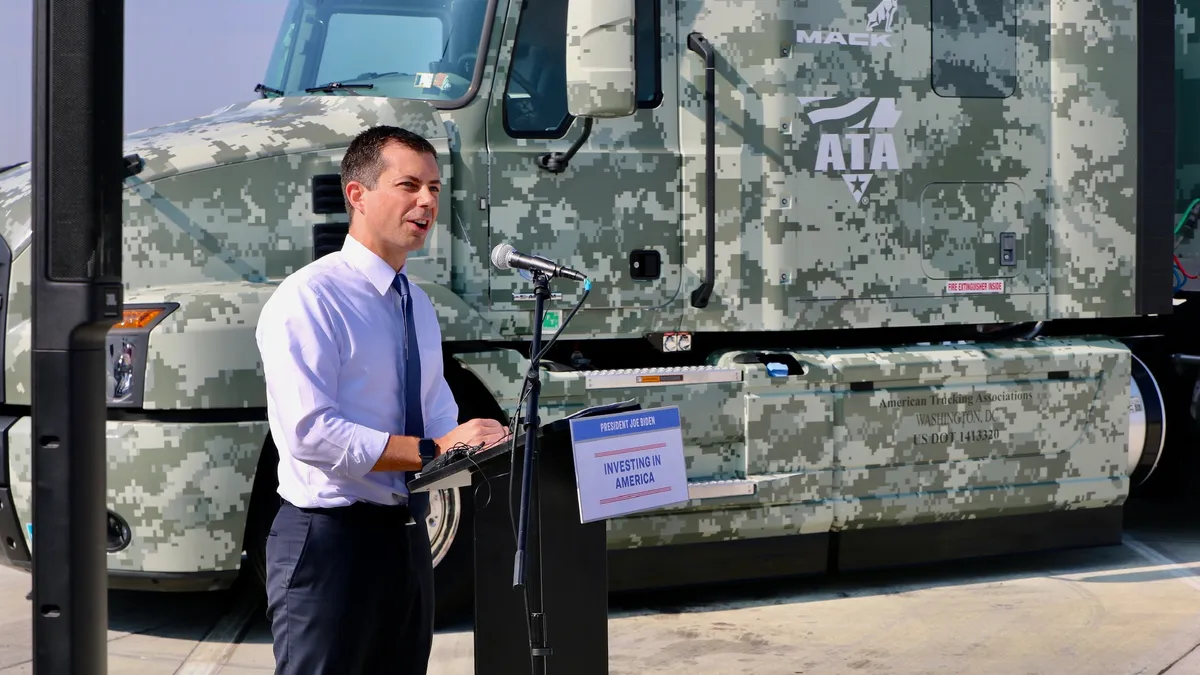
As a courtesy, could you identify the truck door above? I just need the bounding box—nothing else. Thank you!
[672,0,1050,330]
[485,0,681,320]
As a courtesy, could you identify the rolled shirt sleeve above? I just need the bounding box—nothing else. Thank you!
[257,280,389,480]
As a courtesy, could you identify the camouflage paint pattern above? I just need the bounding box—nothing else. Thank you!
[1175,1,1200,288]
[0,96,506,408]
[833,339,1130,529]
[0,0,1161,585]
[7,416,268,573]
[455,349,748,480]
[0,0,1161,348]
[1047,0,1139,317]
[673,0,1133,332]
[5,237,31,404]
[455,339,1129,549]
[483,0,686,334]
[138,285,271,410]
[0,164,31,252]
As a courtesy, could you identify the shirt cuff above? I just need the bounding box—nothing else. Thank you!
[346,426,390,478]
[426,418,459,442]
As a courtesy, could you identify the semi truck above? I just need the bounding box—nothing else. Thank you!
[0,0,1197,619]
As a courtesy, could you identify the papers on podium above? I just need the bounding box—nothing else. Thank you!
[568,406,689,522]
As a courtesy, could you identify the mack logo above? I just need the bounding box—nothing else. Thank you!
[795,0,899,49]
[797,97,903,204]
[796,31,892,47]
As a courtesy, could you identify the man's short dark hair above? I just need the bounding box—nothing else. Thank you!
[340,126,438,214]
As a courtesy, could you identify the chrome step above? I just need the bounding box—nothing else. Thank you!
[687,479,757,500]
[584,366,742,390]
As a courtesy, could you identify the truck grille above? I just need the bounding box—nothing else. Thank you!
[313,223,349,260]
[311,174,345,215]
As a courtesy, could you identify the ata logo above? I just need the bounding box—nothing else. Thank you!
[797,96,903,204]
[796,0,900,48]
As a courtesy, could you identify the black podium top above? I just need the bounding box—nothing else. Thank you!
[407,399,639,494]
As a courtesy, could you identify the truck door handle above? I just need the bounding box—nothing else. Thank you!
[687,32,716,309]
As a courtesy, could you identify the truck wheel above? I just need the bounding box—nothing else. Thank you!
[431,357,509,624]
[429,483,475,624]
[428,486,463,568]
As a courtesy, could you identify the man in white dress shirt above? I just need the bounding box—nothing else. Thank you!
[255,126,509,675]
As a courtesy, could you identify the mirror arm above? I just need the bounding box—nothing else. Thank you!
[536,117,595,174]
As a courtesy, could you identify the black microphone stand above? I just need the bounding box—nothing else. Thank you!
[513,269,551,674]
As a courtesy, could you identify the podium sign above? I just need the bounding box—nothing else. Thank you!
[408,401,695,674]
[408,400,642,674]
[569,406,689,522]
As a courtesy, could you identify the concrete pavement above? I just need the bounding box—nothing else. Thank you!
[3,502,1200,674]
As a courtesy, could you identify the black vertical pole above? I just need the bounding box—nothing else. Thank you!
[31,1,125,673]
[513,272,550,674]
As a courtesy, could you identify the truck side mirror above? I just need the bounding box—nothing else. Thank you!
[565,0,637,119]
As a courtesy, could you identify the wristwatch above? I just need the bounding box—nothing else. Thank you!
[418,438,438,467]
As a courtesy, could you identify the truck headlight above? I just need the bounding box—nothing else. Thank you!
[106,304,176,407]
[111,340,135,400]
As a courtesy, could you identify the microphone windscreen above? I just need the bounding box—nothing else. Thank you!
[490,243,514,270]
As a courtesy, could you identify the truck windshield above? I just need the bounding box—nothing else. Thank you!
[260,0,493,107]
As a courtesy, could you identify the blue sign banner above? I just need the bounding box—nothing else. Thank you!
[569,407,682,443]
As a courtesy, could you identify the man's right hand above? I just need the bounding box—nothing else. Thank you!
[435,418,510,455]
[371,419,510,473]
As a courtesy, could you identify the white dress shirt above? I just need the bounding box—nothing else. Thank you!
[256,234,459,508]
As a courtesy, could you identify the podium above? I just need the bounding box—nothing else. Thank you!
[409,400,640,675]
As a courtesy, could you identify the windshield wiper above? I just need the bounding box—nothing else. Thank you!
[254,83,284,98]
[304,81,375,94]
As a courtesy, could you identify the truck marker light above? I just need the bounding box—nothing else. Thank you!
[113,308,163,330]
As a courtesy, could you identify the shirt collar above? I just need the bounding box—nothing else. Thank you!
[342,233,406,296]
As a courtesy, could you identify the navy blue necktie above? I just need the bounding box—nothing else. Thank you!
[392,273,428,518]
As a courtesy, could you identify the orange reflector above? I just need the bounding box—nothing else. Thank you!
[113,308,163,330]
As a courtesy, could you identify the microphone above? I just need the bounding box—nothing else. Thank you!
[490,243,588,282]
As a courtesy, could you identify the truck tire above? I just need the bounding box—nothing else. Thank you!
[426,482,475,624]
[432,356,509,624]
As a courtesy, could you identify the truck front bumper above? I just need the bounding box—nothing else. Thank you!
[0,413,268,592]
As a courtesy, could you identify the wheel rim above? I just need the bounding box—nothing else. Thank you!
[427,487,462,568]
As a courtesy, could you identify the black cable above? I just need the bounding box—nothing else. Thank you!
[531,282,590,364]
[464,450,492,511]
[504,281,592,546]
[507,379,530,543]
[499,279,592,672]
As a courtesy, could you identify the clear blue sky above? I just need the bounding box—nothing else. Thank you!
[0,0,290,167]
